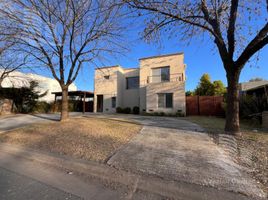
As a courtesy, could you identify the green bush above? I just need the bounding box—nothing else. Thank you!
[33,101,52,113]
[175,110,185,117]
[123,107,131,114]
[132,106,139,114]
[159,112,165,116]
[239,95,267,123]
[0,81,47,113]
[116,107,123,113]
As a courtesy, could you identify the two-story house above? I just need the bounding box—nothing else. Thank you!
[93,52,186,114]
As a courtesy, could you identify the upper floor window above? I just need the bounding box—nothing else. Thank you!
[151,66,170,83]
[126,76,139,89]
[104,75,110,79]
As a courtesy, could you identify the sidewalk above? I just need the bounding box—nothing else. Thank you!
[0,143,258,200]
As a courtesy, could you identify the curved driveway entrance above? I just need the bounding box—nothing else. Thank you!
[92,115,265,198]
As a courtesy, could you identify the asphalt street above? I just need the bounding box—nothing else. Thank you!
[0,167,81,200]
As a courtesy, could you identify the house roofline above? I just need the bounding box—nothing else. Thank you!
[95,65,121,70]
[139,52,184,60]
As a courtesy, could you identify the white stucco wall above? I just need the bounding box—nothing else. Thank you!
[146,82,186,114]
[121,68,140,108]
[94,66,119,113]
[1,70,77,102]
[139,53,186,114]
[93,53,186,114]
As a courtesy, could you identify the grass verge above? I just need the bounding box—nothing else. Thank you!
[0,117,142,162]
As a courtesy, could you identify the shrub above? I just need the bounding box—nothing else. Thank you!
[123,107,131,114]
[0,81,47,113]
[132,106,139,114]
[33,101,52,113]
[159,112,165,116]
[116,107,123,113]
[176,110,185,117]
[239,95,268,123]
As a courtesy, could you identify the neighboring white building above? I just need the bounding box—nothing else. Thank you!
[94,53,186,114]
[1,70,77,102]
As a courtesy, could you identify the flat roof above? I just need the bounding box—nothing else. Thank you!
[95,65,120,70]
[139,52,184,60]
[52,90,94,97]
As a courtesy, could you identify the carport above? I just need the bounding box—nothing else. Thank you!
[52,91,94,113]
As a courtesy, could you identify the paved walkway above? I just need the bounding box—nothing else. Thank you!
[93,114,265,198]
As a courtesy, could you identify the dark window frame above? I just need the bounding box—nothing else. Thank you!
[160,66,170,82]
[111,96,116,108]
[104,75,110,79]
[158,93,173,108]
[126,76,139,89]
[151,66,170,83]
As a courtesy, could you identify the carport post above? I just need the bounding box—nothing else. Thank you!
[53,94,57,112]
[83,92,86,114]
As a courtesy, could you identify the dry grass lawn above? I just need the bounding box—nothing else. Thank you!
[186,116,268,191]
[0,117,142,162]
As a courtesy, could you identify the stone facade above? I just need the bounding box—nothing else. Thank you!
[94,53,186,114]
[0,99,13,115]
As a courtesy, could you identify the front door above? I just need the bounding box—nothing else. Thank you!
[97,95,103,112]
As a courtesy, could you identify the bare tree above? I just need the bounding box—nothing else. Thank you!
[124,0,268,135]
[1,0,125,121]
[0,3,27,87]
[0,51,28,88]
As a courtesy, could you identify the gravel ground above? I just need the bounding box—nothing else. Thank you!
[236,131,268,193]
[186,116,268,194]
[0,117,142,162]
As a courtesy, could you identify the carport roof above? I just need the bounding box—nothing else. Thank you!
[52,90,94,98]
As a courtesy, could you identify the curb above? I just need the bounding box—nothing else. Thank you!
[0,143,258,200]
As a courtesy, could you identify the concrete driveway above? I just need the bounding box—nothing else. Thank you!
[88,114,265,198]
[0,113,266,198]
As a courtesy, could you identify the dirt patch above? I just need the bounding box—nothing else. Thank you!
[186,116,268,193]
[0,117,142,162]
[236,131,268,193]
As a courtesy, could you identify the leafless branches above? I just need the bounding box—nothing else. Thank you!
[2,0,125,86]
[0,2,28,88]
[124,0,268,68]
[124,0,268,133]
[1,0,126,119]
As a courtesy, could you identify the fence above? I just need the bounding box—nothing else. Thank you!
[186,96,225,116]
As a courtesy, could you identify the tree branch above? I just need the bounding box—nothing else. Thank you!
[236,23,268,67]
[227,0,239,58]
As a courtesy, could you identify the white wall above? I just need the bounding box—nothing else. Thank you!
[1,70,77,102]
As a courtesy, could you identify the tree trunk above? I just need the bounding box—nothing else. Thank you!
[60,86,69,121]
[224,69,241,136]
[0,78,3,88]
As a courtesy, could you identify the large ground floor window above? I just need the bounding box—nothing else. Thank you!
[158,93,173,108]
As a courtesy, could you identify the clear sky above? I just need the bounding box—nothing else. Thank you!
[34,25,268,92]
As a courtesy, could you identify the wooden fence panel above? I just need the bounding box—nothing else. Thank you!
[186,96,225,116]
[186,96,199,115]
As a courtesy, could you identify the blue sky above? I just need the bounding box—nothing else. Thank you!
[34,25,268,92]
[72,32,268,92]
